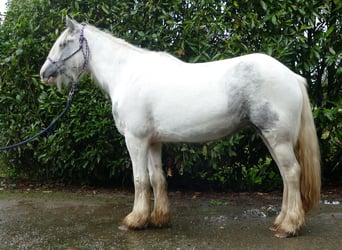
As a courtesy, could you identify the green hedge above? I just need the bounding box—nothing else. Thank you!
[0,0,341,190]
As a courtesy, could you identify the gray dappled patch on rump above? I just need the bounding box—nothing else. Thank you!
[250,102,279,132]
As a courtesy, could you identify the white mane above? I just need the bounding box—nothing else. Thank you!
[87,25,149,53]
[86,24,181,63]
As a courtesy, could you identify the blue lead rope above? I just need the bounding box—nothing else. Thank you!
[0,82,76,151]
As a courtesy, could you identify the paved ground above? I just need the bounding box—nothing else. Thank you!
[0,188,341,249]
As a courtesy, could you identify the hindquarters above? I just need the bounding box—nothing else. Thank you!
[250,72,320,237]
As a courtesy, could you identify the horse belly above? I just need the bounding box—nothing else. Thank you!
[157,118,240,143]
[152,95,243,143]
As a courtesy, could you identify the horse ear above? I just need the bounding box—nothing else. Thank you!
[66,16,79,31]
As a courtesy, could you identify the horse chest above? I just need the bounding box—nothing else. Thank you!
[111,97,154,138]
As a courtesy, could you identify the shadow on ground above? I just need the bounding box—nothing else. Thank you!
[0,189,341,249]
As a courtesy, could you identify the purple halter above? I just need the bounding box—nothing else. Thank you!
[48,25,89,81]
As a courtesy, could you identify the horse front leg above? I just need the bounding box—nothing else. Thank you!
[120,135,151,230]
[147,142,171,228]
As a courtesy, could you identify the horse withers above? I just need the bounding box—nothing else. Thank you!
[40,17,321,238]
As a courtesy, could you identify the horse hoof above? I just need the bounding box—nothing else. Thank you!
[269,225,278,232]
[274,230,296,238]
[149,211,172,228]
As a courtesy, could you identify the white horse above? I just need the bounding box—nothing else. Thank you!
[40,17,321,238]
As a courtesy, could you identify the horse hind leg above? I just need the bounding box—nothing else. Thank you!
[261,132,305,237]
[261,135,288,233]
[147,142,171,228]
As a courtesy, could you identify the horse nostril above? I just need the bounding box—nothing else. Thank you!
[40,64,58,83]
[41,70,47,79]
[43,67,57,79]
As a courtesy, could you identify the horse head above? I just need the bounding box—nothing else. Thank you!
[40,16,89,89]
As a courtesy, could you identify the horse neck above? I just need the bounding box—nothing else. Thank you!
[85,26,144,93]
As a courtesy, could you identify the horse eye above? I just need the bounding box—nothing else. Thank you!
[59,42,67,48]
[59,39,73,48]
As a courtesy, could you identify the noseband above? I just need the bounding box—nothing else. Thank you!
[48,25,90,81]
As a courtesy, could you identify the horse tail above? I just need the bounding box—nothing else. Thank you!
[295,75,321,213]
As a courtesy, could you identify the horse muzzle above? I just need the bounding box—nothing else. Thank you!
[40,63,58,84]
